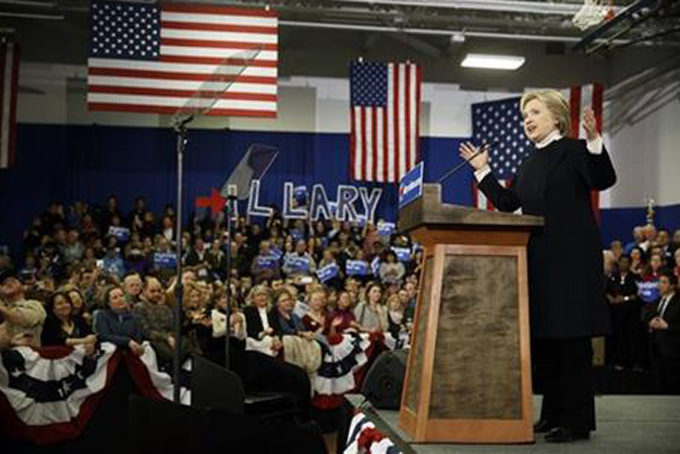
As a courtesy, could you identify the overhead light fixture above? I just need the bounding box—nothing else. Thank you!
[461,53,525,70]
[0,11,63,19]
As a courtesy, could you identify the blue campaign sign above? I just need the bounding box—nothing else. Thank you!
[398,162,424,209]
[108,226,130,242]
[392,247,412,262]
[270,247,283,260]
[377,221,396,237]
[154,252,177,269]
[371,256,381,276]
[637,281,660,304]
[286,255,310,273]
[346,259,370,276]
[316,263,339,283]
[256,255,279,269]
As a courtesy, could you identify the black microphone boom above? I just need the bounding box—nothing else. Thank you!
[437,142,493,184]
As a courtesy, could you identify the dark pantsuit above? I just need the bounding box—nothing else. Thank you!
[535,337,595,434]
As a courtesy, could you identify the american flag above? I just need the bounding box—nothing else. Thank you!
[0,42,20,169]
[471,84,604,213]
[569,83,604,220]
[87,2,277,117]
[471,97,530,210]
[350,61,421,183]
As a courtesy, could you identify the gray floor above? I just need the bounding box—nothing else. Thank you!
[368,396,680,454]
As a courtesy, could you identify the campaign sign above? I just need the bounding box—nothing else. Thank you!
[286,255,310,274]
[255,255,279,269]
[398,162,424,209]
[371,256,381,276]
[377,221,396,237]
[637,281,660,304]
[154,252,177,269]
[346,260,370,276]
[392,247,412,262]
[108,226,130,243]
[270,247,283,260]
[316,263,339,283]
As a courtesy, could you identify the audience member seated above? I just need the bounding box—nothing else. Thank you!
[243,285,281,356]
[41,291,96,352]
[0,271,47,350]
[327,291,360,336]
[93,286,144,356]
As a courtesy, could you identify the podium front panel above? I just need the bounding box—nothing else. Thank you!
[429,253,522,420]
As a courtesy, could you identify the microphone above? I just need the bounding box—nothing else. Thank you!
[437,141,496,184]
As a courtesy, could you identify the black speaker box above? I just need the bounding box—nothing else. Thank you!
[361,349,408,410]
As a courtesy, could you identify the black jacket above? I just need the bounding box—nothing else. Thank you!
[478,137,616,339]
[243,305,276,340]
[645,293,680,359]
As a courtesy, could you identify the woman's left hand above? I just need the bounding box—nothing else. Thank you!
[582,107,600,142]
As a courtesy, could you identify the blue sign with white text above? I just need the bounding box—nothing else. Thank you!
[398,162,424,209]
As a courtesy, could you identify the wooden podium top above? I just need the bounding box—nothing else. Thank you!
[398,184,544,233]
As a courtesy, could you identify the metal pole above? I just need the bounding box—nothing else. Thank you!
[172,128,187,404]
[223,198,233,370]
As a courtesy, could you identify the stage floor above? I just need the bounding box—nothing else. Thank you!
[355,395,680,454]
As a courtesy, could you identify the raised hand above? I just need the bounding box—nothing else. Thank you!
[458,142,489,171]
[582,107,600,142]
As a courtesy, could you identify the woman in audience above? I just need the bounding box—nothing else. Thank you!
[243,285,281,356]
[93,286,144,355]
[302,287,328,336]
[630,246,646,276]
[354,282,388,333]
[379,251,405,285]
[327,291,360,336]
[41,291,96,351]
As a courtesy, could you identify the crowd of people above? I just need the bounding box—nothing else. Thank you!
[1,195,679,404]
[603,224,680,393]
[0,195,421,412]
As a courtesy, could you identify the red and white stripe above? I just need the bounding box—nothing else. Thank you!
[0,42,20,169]
[88,4,277,117]
[351,62,421,183]
[474,179,510,211]
[569,83,604,220]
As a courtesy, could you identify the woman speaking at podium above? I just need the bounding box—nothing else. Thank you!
[459,90,616,443]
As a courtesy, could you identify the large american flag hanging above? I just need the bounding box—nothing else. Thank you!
[87,2,278,117]
[569,83,604,220]
[350,61,421,183]
[0,42,20,169]
[471,97,529,210]
[471,84,604,212]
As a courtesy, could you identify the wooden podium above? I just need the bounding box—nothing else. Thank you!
[398,184,543,444]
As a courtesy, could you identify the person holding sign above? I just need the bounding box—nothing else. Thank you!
[251,240,282,284]
[459,91,616,443]
[282,240,317,283]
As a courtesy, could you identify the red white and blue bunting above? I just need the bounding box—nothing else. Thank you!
[0,342,189,445]
[344,411,402,454]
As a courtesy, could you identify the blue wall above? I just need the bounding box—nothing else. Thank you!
[0,123,472,256]
[1,123,678,258]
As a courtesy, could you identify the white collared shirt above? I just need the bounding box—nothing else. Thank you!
[659,292,675,320]
[474,132,604,182]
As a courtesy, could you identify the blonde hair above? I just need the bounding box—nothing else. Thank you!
[520,90,572,138]
[247,284,271,307]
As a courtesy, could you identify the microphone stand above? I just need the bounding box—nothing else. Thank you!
[437,143,491,184]
[222,193,236,370]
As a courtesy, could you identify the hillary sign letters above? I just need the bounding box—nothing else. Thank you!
[247,180,383,224]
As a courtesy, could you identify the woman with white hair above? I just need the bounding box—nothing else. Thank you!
[460,90,617,443]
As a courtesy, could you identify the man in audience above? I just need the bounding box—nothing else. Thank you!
[0,271,47,350]
[624,226,646,255]
[645,270,680,393]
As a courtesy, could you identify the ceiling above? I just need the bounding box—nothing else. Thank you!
[1,0,679,88]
